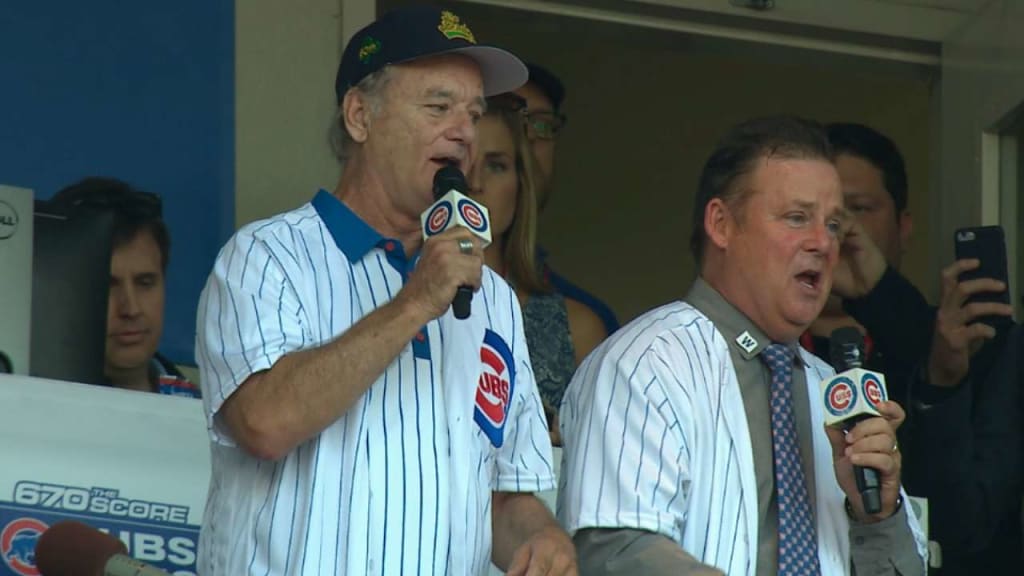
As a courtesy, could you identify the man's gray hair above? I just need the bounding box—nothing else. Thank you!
[329,67,393,166]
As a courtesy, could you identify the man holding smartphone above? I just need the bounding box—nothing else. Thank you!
[819,123,1021,574]
[901,256,1021,575]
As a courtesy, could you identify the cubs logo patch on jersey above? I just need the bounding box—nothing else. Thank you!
[474,329,516,447]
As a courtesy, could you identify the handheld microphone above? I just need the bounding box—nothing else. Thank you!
[35,520,171,576]
[421,164,492,320]
[821,327,887,515]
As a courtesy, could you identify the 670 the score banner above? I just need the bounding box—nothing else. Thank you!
[0,376,210,576]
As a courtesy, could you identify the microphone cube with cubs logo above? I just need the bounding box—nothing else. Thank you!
[820,368,888,428]
[420,190,492,247]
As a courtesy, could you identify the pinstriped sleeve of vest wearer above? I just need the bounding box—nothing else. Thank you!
[196,218,310,447]
[491,274,557,494]
[557,303,697,543]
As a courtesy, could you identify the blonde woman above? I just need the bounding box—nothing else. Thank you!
[466,93,606,445]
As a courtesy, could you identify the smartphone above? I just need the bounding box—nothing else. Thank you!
[954,225,1012,330]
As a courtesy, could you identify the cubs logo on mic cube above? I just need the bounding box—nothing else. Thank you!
[820,368,888,427]
[421,191,492,247]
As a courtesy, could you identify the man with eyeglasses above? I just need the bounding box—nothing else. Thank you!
[814,124,1023,574]
[515,62,621,336]
[514,63,566,207]
[50,177,199,398]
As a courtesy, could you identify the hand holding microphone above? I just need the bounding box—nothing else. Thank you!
[419,165,491,320]
[820,327,904,520]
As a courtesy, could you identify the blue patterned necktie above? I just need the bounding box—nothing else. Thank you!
[761,343,821,575]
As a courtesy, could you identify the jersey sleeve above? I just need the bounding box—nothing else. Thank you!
[493,281,557,494]
[557,337,692,542]
[196,228,309,446]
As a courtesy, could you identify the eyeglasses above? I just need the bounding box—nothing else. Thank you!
[524,111,567,141]
[485,94,567,141]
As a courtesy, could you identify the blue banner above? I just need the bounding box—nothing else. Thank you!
[0,481,199,576]
[0,1,235,365]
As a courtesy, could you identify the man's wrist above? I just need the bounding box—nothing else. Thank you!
[925,359,965,389]
[389,291,436,328]
[925,368,956,388]
[845,494,903,524]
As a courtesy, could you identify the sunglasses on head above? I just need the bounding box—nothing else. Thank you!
[70,189,163,218]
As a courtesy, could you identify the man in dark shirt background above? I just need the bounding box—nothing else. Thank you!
[813,123,1021,574]
[51,177,199,398]
[515,62,620,335]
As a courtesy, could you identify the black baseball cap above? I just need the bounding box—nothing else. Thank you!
[525,62,565,112]
[335,6,527,103]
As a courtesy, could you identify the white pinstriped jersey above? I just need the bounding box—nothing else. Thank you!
[557,300,927,576]
[195,190,555,575]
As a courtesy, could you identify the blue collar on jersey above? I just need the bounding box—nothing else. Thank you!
[312,189,383,262]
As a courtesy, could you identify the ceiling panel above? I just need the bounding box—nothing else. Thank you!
[624,0,986,41]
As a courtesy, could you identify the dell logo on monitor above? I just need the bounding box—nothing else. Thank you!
[0,201,19,240]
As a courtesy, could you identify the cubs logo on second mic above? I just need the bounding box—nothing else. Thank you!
[1,517,47,576]
[474,329,516,448]
[457,198,488,234]
[824,376,858,418]
[424,200,453,236]
[861,373,886,408]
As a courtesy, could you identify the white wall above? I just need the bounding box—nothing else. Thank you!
[379,0,935,325]
[235,0,348,227]
[231,0,947,323]
[175,1,371,374]
[937,1,1024,281]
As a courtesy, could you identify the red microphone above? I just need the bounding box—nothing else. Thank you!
[35,520,171,576]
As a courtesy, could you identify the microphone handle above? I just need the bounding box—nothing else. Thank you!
[854,464,882,515]
[843,415,882,515]
[453,285,473,319]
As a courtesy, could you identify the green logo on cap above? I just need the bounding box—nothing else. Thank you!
[359,36,381,63]
[437,11,476,43]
